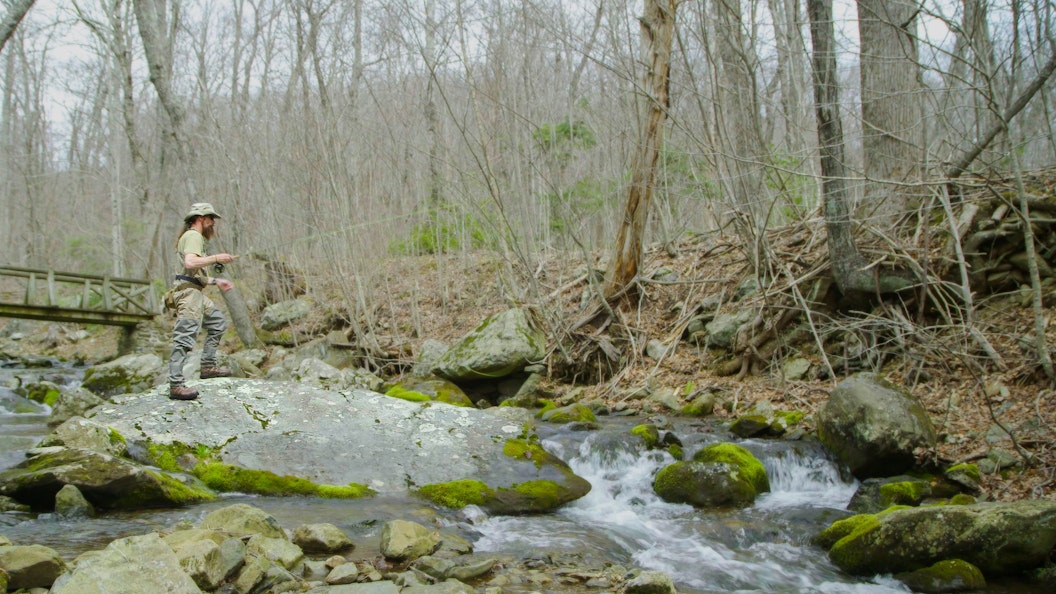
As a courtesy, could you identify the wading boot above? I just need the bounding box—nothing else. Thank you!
[200,365,232,379]
[169,384,199,400]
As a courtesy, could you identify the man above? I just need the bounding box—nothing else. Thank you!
[168,202,237,400]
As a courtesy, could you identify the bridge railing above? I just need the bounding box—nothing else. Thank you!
[0,266,158,326]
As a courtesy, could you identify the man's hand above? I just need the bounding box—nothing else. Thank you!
[216,278,235,292]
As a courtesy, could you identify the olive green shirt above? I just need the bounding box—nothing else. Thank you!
[176,229,212,286]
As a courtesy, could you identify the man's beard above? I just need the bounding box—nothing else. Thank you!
[202,226,215,240]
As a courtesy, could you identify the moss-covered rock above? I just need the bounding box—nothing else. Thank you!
[0,447,215,510]
[692,443,770,494]
[680,393,715,417]
[415,438,591,514]
[417,479,494,508]
[896,559,986,593]
[824,501,1056,576]
[631,424,661,449]
[385,377,474,407]
[848,476,933,513]
[537,403,597,424]
[193,462,372,499]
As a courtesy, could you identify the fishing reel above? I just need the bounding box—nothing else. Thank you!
[213,262,225,274]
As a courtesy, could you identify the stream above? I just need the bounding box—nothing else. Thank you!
[0,357,1042,593]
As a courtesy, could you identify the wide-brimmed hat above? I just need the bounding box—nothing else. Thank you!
[185,202,222,222]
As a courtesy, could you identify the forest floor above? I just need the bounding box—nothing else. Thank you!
[5,224,1055,505]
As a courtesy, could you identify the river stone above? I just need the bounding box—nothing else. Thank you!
[896,559,986,593]
[293,522,354,553]
[246,534,304,569]
[431,308,545,381]
[386,376,474,407]
[0,544,67,590]
[38,416,125,457]
[80,353,163,398]
[54,484,95,518]
[261,297,313,330]
[86,379,589,513]
[48,386,104,428]
[50,533,199,594]
[200,503,287,540]
[623,570,677,594]
[326,562,361,584]
[172,538,229,590]
[0,447,215,510]
[403,579,476,593]
[827,500,1056,576]
[309,582,401,593]
[704,310,755,349]
[847,475,933,514]
[817,372,936,478]
[381,519,441,561]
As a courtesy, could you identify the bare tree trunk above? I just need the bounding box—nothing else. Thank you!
[808,0,913,294]
[0,0,35,54]
[604,0,680,301]
[856,0,923,219]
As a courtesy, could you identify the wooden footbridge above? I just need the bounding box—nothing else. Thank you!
[0,266,158,327]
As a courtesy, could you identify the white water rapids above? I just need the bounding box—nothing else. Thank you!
[467,431,911,593]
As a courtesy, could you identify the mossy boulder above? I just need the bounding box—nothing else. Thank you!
[847,476,933,513]
[896,559,986,593]
[0,447,215,510]
[538,403,597,424]
[385,377,474,407]
[652,443,770,508]
[822,501,1056,576]
[432,308,546,381]
[416,438,592,514]
[631,424,661,449]
[817,373,937,478]
[81,353,163,398]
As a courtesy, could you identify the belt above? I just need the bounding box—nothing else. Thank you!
[175,274,204,288]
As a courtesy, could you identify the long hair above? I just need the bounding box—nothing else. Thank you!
[176,218,196,248]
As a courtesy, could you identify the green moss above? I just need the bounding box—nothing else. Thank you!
[193,462,373,499]
[418,479,495,508]
[680,397,714,417]
[771,410,804,432]
[108,429,127,445]
[631,424,660,448]
[946,463,981,483]
[828,514,883,570]
[898,559,986,592]
[42,389,61,407]
[507,480,564,510]
[879,480,931,507]
[652,462,688,497]
[146,441,218,473]
[814,513,878,549]
[950,493,976,505]
[538,403,597,423]
[667,444,684,460]
[107,468,217,508]
[503,438,548,469]
[385,386,432,402]
[692,443,769,493]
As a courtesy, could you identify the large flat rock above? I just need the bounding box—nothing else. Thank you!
[88,378,538,494]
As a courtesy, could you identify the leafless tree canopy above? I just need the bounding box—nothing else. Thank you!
[2,1,1055,366]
